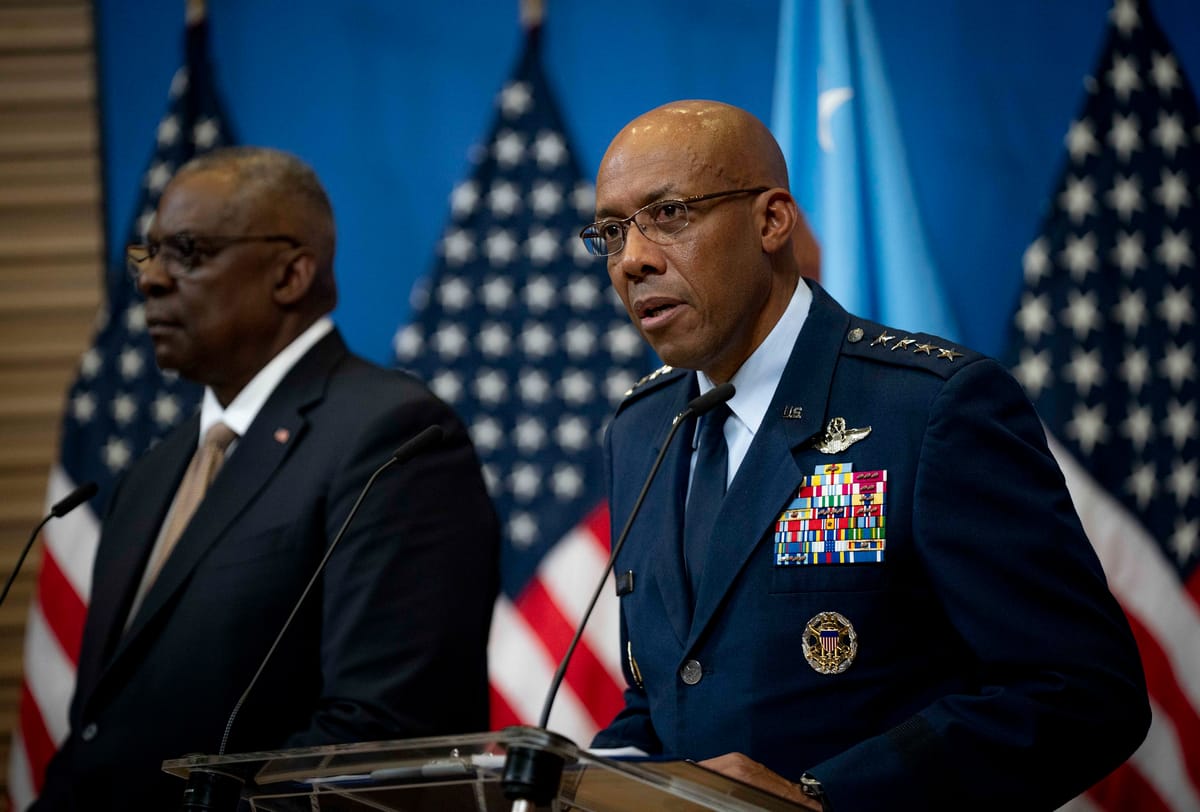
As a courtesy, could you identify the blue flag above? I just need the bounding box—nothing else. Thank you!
[772,0,959,339]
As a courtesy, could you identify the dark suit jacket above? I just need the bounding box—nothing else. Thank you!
[36,330,499,811]
[593,282,1148,810]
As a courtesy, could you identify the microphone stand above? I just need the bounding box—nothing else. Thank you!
[179,425,445,812]
[501,383,735,811]
[0,481,97,608]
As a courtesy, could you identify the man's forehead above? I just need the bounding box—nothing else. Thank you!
[596,140,718,215]
[154,170,251,232]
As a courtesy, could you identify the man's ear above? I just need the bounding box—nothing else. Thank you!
[759,189,799,254]
[272,249,317,307]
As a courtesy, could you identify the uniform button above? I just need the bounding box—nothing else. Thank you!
[680,659,703,685]
[847,327,865,343]
[81,722,98,742]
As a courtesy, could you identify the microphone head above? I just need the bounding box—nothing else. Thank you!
[686,381,735,417]
[50,481,99,518]
[391,424,446,464]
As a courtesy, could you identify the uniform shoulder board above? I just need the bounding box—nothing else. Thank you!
[623,364,683,399]
[841,323,982,380]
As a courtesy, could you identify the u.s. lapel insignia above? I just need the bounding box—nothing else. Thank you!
[802,611,858,674]
[782,405,804,420]
[627,641,644,689]
[813,417,872,454]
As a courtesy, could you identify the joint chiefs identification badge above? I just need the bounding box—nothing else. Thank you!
[802,611,858,674]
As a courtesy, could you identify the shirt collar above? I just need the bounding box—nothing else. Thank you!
[697,278,812,437]
[199,316,335,443]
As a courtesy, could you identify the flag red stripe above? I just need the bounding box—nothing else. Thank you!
[513,578,623,728]
[562,637,624,732]
[36,548,87,666]
[1088,759,1172,812]
[1187,566,1200,606]
[489,684,522,732]
[18,681,56,793]
[1123,609,1200,787]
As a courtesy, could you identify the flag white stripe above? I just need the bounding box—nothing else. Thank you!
[43,465,99,602]
[1049,436,1200,713]
[1056,795,1102,812]
[583,572,623,687]
[8,730,35,812]
[23,600,75,745]
[488,595,597,744]
[538,525,623,683]
[1130,698,1200,812]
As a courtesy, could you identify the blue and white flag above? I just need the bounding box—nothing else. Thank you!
[772,0,959,339]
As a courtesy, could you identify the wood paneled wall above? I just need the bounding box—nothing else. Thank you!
[0,0,103,797]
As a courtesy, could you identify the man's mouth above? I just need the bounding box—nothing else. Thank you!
[634,297,685,330]
[643,302,676,318]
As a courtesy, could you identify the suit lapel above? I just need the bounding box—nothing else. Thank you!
[688,285,849,645]
[83,420,197,679]
[111,332,347,658]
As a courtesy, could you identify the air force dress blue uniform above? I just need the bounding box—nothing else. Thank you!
[593,281,1149,810]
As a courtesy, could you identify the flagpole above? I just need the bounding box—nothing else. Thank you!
[520,0,543,31]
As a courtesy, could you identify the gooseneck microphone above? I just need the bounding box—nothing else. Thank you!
[502,382,735,811]
[0,481,98,608]
[216,423,445,757]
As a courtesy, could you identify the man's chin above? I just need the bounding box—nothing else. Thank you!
[150,349,186,379]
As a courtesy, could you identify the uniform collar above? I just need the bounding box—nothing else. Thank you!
[697,278,813,438]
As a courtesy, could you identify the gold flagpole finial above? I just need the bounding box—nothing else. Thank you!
[186,0,206,25]
[520,0,544,30]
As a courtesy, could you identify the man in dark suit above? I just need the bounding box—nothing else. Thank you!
[35,147,499,811]
[584,101,1149,810]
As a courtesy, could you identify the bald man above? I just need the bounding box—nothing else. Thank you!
[36,147,499,811]
[584,102,1148,810]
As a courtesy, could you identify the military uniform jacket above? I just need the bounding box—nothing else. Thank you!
[593,282,1148,810]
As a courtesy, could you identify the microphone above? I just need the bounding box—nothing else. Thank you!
[179,425,450,811]
[502,382,736,810]
[214,423,445,757]
[0,481,97,608]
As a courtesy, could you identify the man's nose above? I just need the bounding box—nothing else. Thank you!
[135,256,176,297]
[611,222,664,281]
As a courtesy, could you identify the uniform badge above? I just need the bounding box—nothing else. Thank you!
[813,417,871,454]
[774,464,886,566]
[802,611,858,674]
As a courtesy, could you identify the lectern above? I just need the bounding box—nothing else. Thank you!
[163,726,805,810]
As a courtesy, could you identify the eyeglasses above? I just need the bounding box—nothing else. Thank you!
[579,187,769,257]
[126,233,301,281]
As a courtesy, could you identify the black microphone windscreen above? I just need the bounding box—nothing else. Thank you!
[50,481,99,518]
[391,425,445,465]
[686,381,735,417]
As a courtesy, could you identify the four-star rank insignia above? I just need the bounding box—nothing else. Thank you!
[803,611,858,674]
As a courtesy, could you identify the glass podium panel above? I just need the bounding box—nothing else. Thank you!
[163,726,805,811]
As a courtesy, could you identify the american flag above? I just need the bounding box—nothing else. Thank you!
[393,27,644,743]
[1005,1,1199,809]
[8,15,231,808]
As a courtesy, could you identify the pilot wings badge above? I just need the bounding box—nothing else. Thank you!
[813,417,872,454]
